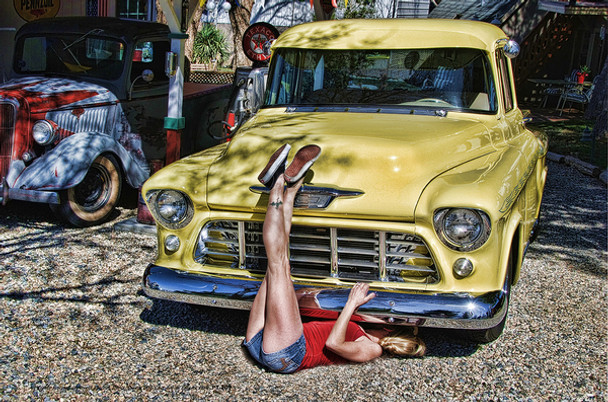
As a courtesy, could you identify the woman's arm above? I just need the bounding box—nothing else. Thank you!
[324,283,383,362]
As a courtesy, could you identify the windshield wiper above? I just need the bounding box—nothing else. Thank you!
[63,28,104,50]
[58,39,88,73]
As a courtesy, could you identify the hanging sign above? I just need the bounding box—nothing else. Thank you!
[311,0,345,9]
[14,0,60,21]
[242,22,280,64]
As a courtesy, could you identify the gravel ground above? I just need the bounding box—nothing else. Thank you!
[0,161,606,401]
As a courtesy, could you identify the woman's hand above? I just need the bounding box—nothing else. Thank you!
[325,282,383,362]
[346,282,376,310]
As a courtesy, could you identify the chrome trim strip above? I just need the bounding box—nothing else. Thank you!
[284,105,439,116]
[330,227,338,278]
[249,184,363,209]
[250,184,363,197]
[0,185,60,204]
[379,231,387,281]
[143,264,508,330]
[238,221,245,269]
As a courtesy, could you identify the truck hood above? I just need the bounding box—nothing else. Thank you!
[0,77,117,112]
[207,109,499,221]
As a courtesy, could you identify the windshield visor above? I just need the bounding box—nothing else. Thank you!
[265,48,497,113]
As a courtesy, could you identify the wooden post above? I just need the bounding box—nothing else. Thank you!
[158,0,190,164]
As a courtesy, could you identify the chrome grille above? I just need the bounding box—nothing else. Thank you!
[49,104,115,138]
[0,102,16,179]
[195,220,438,284]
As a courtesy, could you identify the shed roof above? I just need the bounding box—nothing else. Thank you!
[429,0,521,23]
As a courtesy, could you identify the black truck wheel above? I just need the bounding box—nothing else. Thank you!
[464,305,509,344]
[51,154,122,227]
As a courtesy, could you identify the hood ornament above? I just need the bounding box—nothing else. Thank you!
[249,184,364,209]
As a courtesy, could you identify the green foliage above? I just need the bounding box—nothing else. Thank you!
[192,24,229,64]
[333,0,376,19]
[580,65,591,74]
[528,119,606,169]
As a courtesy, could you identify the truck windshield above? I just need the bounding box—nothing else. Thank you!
[14,34,125,80]
[265,48,497,113]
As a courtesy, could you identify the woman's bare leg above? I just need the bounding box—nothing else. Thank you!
[260,175,304,353]
[245,176,304,345]
[282,177,303,235]
[245,275,267,341]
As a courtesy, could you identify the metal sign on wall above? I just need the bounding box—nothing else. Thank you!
[14,0,60,21]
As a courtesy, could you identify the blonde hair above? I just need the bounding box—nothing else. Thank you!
[378,329,426,357]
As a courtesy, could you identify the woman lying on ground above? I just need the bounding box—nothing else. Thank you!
[243,144,425,374]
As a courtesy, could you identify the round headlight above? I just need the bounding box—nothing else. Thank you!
[157,190,188,222]
[32,120,57,146]
[148,189,193,229]
[444,209,482,244]
[434,208,491,251]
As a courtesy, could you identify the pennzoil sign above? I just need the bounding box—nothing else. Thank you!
[14,0,60,21]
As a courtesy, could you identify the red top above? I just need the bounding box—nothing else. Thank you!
[298,320,367,370]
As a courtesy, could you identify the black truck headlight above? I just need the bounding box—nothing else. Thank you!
[434,208,491,251]
[146,189,193,229]
[32,120,57,146]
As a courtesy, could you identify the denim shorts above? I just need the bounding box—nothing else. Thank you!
[243,330,306,374]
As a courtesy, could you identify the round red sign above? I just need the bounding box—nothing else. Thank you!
[242,22,279,64]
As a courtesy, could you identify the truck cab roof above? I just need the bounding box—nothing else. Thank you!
[16,17,170,42]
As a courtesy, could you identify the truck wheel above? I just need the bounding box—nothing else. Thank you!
[530,209,542,243]
[51,154,122,227]
[460,259,512,344]
[464,307,508,344]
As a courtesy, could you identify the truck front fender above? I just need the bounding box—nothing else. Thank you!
[12,132,150,191]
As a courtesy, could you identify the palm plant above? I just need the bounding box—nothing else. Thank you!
[192,24,229,65]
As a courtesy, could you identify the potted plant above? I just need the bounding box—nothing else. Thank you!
[576,65,590,84]
[192,24,229,71]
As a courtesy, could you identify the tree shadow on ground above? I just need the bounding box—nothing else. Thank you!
[1,200,63,227]
[139,297,249,337]
[0,272,152,326]
[526,162,607,278]
[0,199,127,228]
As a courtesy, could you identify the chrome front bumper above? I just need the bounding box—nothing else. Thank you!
[143,265,508,330]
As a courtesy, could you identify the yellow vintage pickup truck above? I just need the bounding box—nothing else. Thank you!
[142,19,547,343]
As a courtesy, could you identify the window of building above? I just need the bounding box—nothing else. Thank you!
[117,0,155,21]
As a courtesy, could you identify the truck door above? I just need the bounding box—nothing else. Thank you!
[123,39,171,161]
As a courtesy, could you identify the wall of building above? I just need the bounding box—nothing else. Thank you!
[250,0,313,27]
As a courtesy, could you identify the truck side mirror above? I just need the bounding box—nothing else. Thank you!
[141,69,155,82]
[502,40,520,59]
[263,40,275,58]
[129,69,155,100]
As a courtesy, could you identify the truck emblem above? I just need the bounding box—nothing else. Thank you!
[72,107,85,119]
[249,185,363,209]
